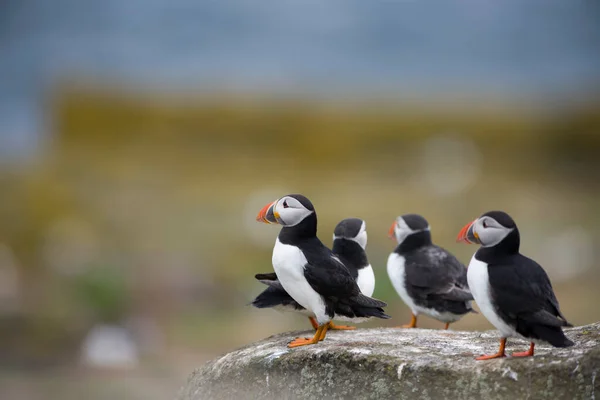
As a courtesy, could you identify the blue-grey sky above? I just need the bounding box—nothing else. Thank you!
[1,0,599,161]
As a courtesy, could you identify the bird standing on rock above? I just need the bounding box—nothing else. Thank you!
[256,194,389,348]
[457,211,574,360]
[252,217,376,331]
[387,214,475,329]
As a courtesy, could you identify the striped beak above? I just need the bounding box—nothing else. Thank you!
[256,200,279,224]
[388,221,396,240]
[456,219,480,244]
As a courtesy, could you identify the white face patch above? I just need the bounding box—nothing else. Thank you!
[394,217,430,245]
[273,196,314,227]
[473,217,514,247]
[356,221,368,249]
[333,221,368,250]
[353,229,368,250]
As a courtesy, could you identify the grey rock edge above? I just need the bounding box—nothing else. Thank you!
[178,322,600,400]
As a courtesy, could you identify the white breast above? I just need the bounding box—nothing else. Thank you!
[467,255,516,337]
[356,265,375,297]
[387,253,419,314]
[271,238,329,324]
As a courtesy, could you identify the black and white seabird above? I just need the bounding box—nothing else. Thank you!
[332,218,376,299]
[252,218,376,331]
[256,194,389,348]
[457,211,574,360]
[387,214,475,329]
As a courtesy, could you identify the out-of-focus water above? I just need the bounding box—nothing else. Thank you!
[0,0,599,158]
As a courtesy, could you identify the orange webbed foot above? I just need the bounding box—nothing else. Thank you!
[511,351,533,358]
[475,338,507,361]
[475,353,506,361]
[511,343,534,358]
[288,337,319,348]
[288,324,328,347]
[328,322,356,330]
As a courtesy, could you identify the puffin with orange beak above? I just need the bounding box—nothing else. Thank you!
[457,211,574,360]
[256,194,389,348]
[386,214,475,329]
[252,217,376,331]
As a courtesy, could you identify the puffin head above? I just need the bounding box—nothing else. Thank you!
[388,214,430,244]
[333,218,367,250]
[256,194,315,227]
[456,211,517,247]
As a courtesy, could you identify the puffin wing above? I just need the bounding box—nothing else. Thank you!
[303,254,362,300]
[405,247,473,301]
[303,251,387,309]
[487,255,571,327]
[529,310,571,327]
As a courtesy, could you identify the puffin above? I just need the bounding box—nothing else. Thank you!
[387,214,475,329]
[256,194,389,348]
[252,217,376,331]
[457,210,574,359]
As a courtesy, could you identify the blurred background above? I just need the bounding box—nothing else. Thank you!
[1,1,599,399]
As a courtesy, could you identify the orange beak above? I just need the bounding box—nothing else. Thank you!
[456,219,480,244]
[388,221,396,240]
[256,200,279,224]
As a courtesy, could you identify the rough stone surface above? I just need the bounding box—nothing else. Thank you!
[178,323,600,400]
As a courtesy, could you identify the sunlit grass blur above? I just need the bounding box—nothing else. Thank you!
[1,85,599,399]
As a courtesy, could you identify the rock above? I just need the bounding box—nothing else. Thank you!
[178,323,600,400]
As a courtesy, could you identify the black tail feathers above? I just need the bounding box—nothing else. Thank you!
[346,294,390,319]
[353,293,387,309]
[255,272,277,281]
[533,325,575,348]
[251,286,295,309]
[354,306,391,320]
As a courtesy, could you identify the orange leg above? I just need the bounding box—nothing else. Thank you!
[328,321,356,331]
[289,324,328,348]
[318,324,329,341]
[512,342,535,358]
[476,337,507,360]
[308,317,319,330]
[444,322,450,330]
[398,313,417,328]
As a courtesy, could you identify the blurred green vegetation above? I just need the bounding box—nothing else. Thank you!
[0,87,599,399]
[72,265,130,323]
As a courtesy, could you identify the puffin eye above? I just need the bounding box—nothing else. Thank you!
[283,200,289,209]
[482,220,488,228]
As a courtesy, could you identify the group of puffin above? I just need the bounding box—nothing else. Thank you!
[252,194,574,360]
